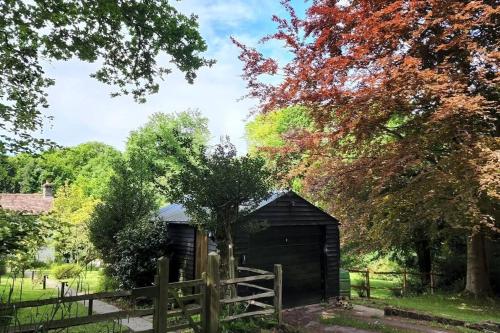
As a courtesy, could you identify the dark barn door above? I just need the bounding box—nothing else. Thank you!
[247,225,325,307]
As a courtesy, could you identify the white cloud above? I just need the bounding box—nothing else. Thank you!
[39,0,297,153]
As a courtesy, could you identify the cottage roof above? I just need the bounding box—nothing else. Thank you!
[158,192,285,223]
[158,191,338,224]
[0,193,53,214]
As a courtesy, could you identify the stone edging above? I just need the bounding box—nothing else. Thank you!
[384,307,500,333]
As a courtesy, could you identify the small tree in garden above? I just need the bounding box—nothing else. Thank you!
[113,219,171,288]
[125,110,210,192]
[89,158,159,264]
[51,183,100,264]
[88,157,170,288]
[0,209,52,272]
[167,139,272,279]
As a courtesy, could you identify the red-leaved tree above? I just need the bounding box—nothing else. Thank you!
[234,0,499,295]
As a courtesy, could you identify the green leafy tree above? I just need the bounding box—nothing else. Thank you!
[2,142,121,195]
[167,139,272,279]
[126,110,210,193]
[89,158,159,263]
[0,209,52,269]
[1,1,213,152]
[51,183,100,264]
[113,219,171,288]
[246,106,313,190]
[246,106,313,152]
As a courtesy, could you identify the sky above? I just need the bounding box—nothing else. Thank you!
[39,0,309,154]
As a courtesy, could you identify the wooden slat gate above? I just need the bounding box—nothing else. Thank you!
[132,257,207,333]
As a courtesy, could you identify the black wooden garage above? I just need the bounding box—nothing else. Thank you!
[159,191,340,307]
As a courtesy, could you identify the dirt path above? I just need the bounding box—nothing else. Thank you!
[283,303,456,333]
[46,278,153,332]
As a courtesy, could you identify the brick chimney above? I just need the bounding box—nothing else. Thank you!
[42,182,54,198]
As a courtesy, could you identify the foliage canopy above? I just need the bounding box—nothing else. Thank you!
[1,0,213,152]
[235,0,499,295]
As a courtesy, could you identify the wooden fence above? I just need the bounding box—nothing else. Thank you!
[1,253,282,333]
[347,268,443,298]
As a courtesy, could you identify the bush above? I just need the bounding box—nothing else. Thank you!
[221,317,280,333]
[98,268,120,292]
[28,260,48,270]
[406,277,427,295]
[52,263,83,280]
[109,218,171,289]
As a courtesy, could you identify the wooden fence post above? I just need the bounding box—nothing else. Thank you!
[403,268,407,297]
[153,275,159,331]
[154,257,169,333]
[430,271,435,295]
[228,244,237,302]
[200,272,207,331]
[87,298,93,316]
[365,270,371,299]
[61,281,67,298]
[206,252,220,333]
[274,264,283,325]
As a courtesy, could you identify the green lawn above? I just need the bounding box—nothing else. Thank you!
[0,275,125,332]
[320,312,421,333]
[349,272,500,324]
[58,269,106,294]
[352,294,500,324]
[350,272,402,299]
[0,275,59,303]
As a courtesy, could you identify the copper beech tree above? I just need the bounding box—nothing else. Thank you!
[235,1,498,295]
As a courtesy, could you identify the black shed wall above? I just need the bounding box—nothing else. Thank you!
[234,192,340,306]
[167,223,196,281]
[164,191,340,307]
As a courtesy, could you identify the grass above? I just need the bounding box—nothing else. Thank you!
[352,294,500,324]
[62,269,106,294]
[0,275,59,303]
[350,272,401,299]
[349,272,500,324]
[319,313,419,333]
[321,311,479,333]
[0,274,126,332]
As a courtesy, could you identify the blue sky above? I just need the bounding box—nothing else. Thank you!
[40,0,309,153]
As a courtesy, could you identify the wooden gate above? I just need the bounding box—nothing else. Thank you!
[0,255,281,333]
[135,257,206,333]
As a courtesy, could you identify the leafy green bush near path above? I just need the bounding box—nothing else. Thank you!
[52,263,83,280]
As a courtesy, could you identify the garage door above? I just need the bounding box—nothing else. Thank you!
[247,225,324,307]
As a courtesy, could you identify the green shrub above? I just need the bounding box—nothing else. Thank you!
[28,260,48,270]
[221,317,279,333]
[51,263,83,280]
[109,219,171,289]
[98,269,120,292]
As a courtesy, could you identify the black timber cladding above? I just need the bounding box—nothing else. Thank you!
[167,223,195,281]
[160,191,340,306]
[234,191,339,306]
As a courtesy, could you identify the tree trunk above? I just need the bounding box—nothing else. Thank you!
[465,228,492,296]
[414,226,432,286]
[415,238,432,285]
